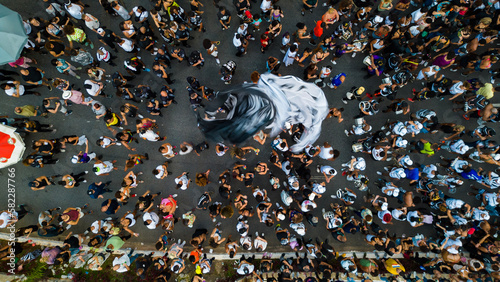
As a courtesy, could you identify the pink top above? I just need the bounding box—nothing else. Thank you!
[8,57,24,67]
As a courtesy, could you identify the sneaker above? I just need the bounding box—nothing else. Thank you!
[75,75,81,79]
[172,194,178,198]
[331,60,337,65]
[344,130,349,136]
[47,84,53,91]
[376,171,382,175]
[301,11,305,16]
[138,114,144,118]
[342,99,348,104]
[316,165,321,173]
[83,180,87,183]
[352,52,356,58]
[322,2,328,6]
[330,195,337,198]
[65,110,73,116]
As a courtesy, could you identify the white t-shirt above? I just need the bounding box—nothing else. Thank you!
[398,155,413,167]
[93,161,114,175]
[450,159,468,173]
[254,237,268,251]
[4,81,24,96]
[353,157,366,170]
[389,168,406,179]
[139,130,159,141]
[239,236,252,250]
[473,209,490,221]
[99,137,112,148]
[119,39,134,52]
[320,165,336,175]
[312,183,326,194]
[446,198,465,209]
[395,137,408,148]
[233,33,242,47]
[341,259,357,273]
[236,263,255,275]
[406,211,420,226]
[97,47,110,62]
[84,80,100,96]
[483,172,500,189]
[155,165,165,179]
[422,164,437,179]
[132,7,149,22]
[174,174,189,190]
[392,122,407,136]
[65,4,83,19]
[411,9,425,23]
[260,0,272,12]
[319,146,334,159]
[391,209,406,221]
[415,109,436,120]
[113,255,130,272]
[89,220,102,234]
[484,193,499,207]
[143,212,159,229]
[449,82,465,95]
[450,140,469,154]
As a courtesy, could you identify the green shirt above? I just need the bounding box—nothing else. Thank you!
[105,236,124,250]
[16,105,37,117]
[67,28,86,43]
[420,142,434,156]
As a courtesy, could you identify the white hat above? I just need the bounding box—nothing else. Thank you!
[393,188,400,197]
[62,90,72,99]
[97,28,104,33]
[374,16,384,23]
[405,159,413,166]
[278,214,286,220]
[71,155,79,164]
[381,202,388,211]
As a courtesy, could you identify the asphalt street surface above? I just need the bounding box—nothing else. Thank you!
[0,0,496,254]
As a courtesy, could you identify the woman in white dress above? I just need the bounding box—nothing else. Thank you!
[283,42,299,67]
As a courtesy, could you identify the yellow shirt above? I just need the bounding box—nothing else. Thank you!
[384,258,405,275]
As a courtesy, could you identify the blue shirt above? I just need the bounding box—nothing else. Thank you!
[331,73,346,87]
[404,168,420,180]
[460,169,481,180]
[87,182,105,199]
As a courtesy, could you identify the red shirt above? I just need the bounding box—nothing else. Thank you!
[63,210,80,222]
[260,32,270,47]
[313,20,324,38]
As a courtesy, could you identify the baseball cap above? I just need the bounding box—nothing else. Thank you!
[381,202,388,211]
[97,28,104,33]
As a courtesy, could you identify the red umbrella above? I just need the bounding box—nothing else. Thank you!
[0,124,25,168]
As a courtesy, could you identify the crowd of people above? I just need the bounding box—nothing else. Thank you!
[1,0,500,281]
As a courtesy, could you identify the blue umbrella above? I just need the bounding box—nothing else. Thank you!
[0,4,28,65]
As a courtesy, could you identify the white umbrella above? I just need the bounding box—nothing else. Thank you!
[0,124,26,169]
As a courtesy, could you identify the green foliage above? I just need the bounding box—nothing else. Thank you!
[24,262,47,282]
